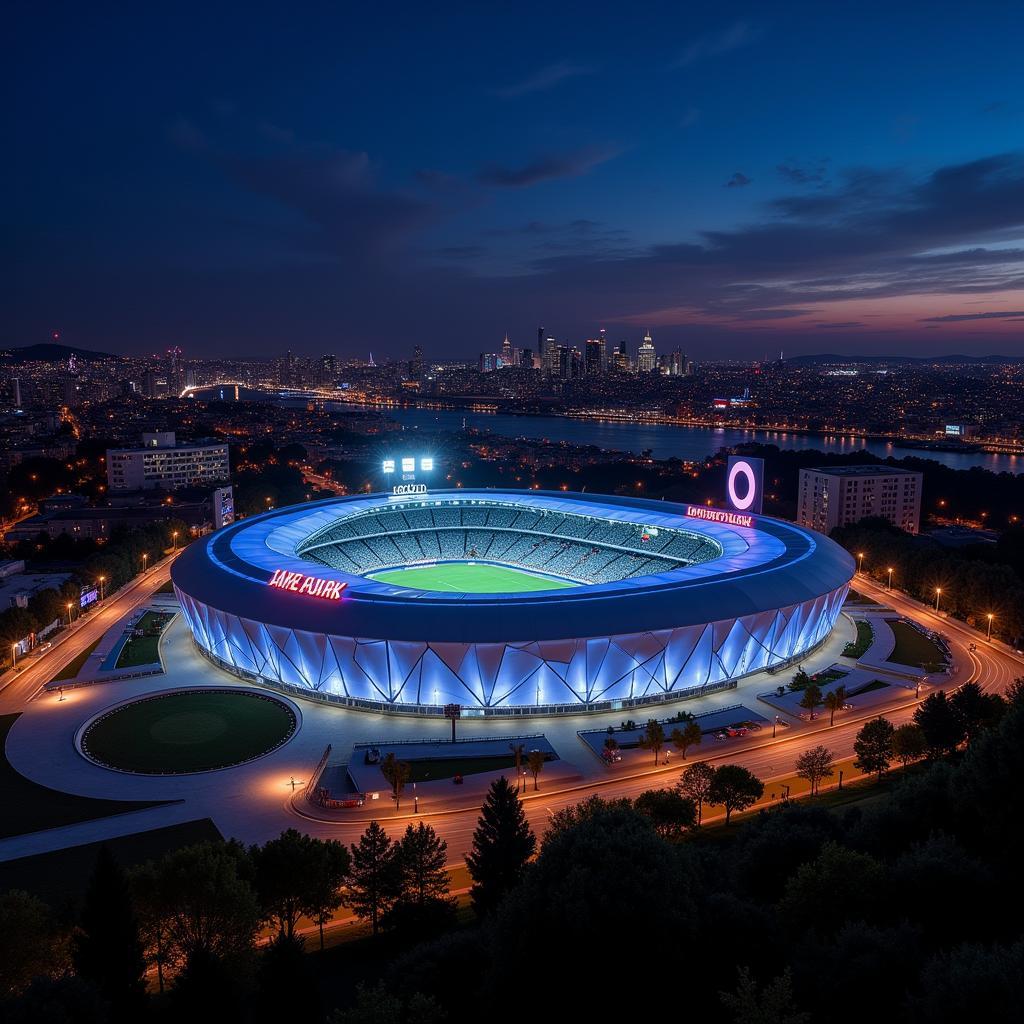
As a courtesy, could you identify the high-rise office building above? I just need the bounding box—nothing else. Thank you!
[167,347,184,397]
[317,354,337,386]
[585,338,603,376]
[637,331,657,373]
[613,340,631,372]
[797,466,923,536]
[500,333,514,367]
[520,347,534,370]
[544,334,559,376]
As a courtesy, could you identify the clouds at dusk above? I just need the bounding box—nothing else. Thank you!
[5,2,1024,358]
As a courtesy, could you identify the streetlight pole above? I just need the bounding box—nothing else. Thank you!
[772,715,779,738]
[987,613,994,641]
[935,587,942,612]
[857,552,865,574]
[98,575,105,601]
[11,643,17,671]
[172,530,178,552]
[66,602,73,626]
[887,567,893,591]
[142,552,148,574]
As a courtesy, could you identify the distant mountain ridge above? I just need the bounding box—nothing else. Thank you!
[786,352,1024,366]
[0,343,119,363]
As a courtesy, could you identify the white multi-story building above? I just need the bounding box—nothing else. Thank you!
[107,431,229,492]
[797,465,923,535]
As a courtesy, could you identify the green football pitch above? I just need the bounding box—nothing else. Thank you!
[368,562,578,593]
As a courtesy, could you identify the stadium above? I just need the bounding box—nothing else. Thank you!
[171,490,855,714]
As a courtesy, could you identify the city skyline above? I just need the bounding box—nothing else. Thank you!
[6,2,1024,359]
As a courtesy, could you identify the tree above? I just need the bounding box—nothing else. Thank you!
[950,681,1003,744]
[854,716,895,779]
[670,720,703,760]
[526,749,545,790]
[789,667,811,692]
[387,822,456,935]
[823,685,847,726]
[0,889,66,998]
[638,718,666,765]
[302,839,352,951]
[252,828,321,940]
[795,744,834,796]
[708,765,764,824]
[130,861,171,994]
[799,683,823,720]
[465,776,536,917]
[892,723,927,767]
[148,840,260,972]
[345,821,398,936]
[779,841,884,933]
[72,846,147,1024]
[720,966,810,1024]
[678,761,716,825]
[381,753,412,810]
[330,981,446,1024]
[634,788,698,838]
[256,932,319,1024]
[914,691,965,757]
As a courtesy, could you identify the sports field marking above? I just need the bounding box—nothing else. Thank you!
[368,562,578,594]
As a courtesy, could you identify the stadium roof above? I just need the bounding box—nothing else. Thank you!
[171,490,854,644]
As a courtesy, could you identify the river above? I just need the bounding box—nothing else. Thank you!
[187,386,1023,474]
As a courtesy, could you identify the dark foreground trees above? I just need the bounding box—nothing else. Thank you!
[466,776,536,916]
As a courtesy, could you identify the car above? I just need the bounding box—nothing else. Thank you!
[38,641,53,652]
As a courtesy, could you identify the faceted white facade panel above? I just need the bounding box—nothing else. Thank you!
[176,583,849,710]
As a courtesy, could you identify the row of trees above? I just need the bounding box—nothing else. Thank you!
[0,820,456,1021]
[833,517,1024,642]
[1,518,190,669]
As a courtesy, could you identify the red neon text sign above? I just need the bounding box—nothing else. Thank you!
[268,569,347,600]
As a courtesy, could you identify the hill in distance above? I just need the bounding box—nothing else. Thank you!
[0,343,119,364]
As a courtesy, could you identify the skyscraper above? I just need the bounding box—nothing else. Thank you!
[637,331,656,373]
[585,338,603,376]
[544,334,559,377]
[410,344,423,380]
[500,333,514,367]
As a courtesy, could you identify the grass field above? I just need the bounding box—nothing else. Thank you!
[83,690,296,773]
[115,610,173,669]
[842,619,874,659]
[369,562,578,593]
[888,619,946,668]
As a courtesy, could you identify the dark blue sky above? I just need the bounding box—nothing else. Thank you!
[5,1,1024,360]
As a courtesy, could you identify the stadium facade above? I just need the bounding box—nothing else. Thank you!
[172,490,854,714]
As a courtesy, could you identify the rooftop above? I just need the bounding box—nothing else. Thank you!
[805,464,922,477]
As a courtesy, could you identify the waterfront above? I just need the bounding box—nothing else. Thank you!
[387,408,1024,475]
[187,386,1024,474]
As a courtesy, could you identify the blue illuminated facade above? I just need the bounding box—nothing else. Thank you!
[172,491,854,712]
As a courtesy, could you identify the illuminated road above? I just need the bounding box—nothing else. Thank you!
[0,556,177,714]
[3,564,1022,871]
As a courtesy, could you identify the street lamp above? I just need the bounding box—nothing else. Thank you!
[987,613,994,641]
[887,567,893,590]
[172,530,179,551]
[772,714,779,738]
[857,552,865,573]
[142,552,149,574]
[66,602,73,625]
[11,643,17,670]
[98,575,106,601]
[935,587,942,612]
